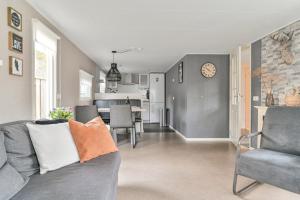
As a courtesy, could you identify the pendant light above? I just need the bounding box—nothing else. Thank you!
[106,51,121,82]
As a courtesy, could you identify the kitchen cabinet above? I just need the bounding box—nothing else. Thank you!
[139,74,149,88]
[142,101,150,122]
[120,73,139,85]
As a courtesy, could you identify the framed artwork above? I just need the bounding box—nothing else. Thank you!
[8,32,23,53]
[9,56,23,76]
[178,61,183,83]
[7,7,22,31]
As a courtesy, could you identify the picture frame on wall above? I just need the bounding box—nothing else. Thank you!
[178,61,183,83]
[9,56,23,76]
[7,7,22,31]
[8,32,23,53]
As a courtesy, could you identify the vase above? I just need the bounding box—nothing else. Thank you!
[265,92,274,107]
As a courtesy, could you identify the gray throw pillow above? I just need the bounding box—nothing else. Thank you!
[1,121,39,176]
[0,133,29,200]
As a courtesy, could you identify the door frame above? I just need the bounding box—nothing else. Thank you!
[229,47,242,145]
[229,45,252,145]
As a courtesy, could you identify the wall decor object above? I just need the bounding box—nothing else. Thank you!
[270,29,294,65]
[285,88,300,107]
[7,7,22,31]
[178,62,183,83]
[261,21,300,105]
[9,56,23,76]
[265,91,275,107]
[201,62,216,78]
[8,32,23,53]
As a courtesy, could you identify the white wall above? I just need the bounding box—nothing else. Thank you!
[0,0,98,123]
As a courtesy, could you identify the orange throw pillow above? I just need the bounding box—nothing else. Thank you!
[68,117,118,163]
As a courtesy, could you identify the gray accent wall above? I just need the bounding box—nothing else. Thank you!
[166,54,229,138]
[251,40,262,132]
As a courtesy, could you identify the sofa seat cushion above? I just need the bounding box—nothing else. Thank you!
[11,152,121,200]
[237,149,300,193]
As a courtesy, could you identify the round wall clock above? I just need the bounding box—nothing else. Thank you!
[201,63,216,78]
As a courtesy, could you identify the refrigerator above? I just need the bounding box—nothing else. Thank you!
[149,73,165,125]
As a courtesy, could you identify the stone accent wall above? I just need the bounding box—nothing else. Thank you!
[261,21,300,105]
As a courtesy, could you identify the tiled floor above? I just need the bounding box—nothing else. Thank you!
[117,126,299,200]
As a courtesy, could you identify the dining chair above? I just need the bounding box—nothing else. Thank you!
[110,105,136,148]
[133,114,143,136]
[75,105,99,123]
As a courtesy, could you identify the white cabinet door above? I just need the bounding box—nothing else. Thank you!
[149,73,165,102]
[139,74,149,88]
[150,103,164,123]
[142,101,150,122]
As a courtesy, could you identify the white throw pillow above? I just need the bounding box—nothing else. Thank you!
[26,123,80,174]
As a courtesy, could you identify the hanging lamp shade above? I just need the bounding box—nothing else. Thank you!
[106,63,121,82]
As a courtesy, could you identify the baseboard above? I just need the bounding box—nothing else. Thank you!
[169,125,232,142]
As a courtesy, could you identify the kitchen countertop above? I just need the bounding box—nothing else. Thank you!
[95,93,145,100]
[98,106,146,112]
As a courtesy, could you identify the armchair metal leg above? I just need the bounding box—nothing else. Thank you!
[233,171,258,195]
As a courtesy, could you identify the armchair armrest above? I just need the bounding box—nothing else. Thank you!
[238,131,262,146]
[236,131,262,158]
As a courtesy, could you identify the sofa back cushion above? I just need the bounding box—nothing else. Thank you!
[0,133,6,167]
[0,121,39,176]
[0,132,29,200]
[261,107,300,155]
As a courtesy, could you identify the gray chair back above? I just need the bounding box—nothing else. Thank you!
[75,105,98,123]
[110,105,133,128]
[261,106,300,155]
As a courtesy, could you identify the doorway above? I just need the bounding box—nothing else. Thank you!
[229,45,251,145]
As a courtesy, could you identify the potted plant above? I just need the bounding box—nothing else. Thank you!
[49,107,74,121]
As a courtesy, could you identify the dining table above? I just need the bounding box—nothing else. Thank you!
[97,106,146,113]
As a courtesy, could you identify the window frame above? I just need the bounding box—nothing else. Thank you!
[79,69,94,103]
[32,19,60,120]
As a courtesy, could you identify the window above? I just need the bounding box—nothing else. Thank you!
[80,70,94,102]
[99,71,106,93]
[33,19,59,119]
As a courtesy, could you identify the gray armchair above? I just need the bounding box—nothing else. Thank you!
[233,106,300,195]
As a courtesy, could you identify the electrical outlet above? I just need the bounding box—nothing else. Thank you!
[253,96,259,101]
[0,60,3,67]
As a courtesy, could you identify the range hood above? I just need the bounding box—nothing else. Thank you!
[120,73,139,85]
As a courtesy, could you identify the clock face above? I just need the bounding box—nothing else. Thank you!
[201,63,216,78]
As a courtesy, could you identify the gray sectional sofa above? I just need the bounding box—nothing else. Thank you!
[0,121,121,200]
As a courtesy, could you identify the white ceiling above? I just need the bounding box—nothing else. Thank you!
[27,0,300,73]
